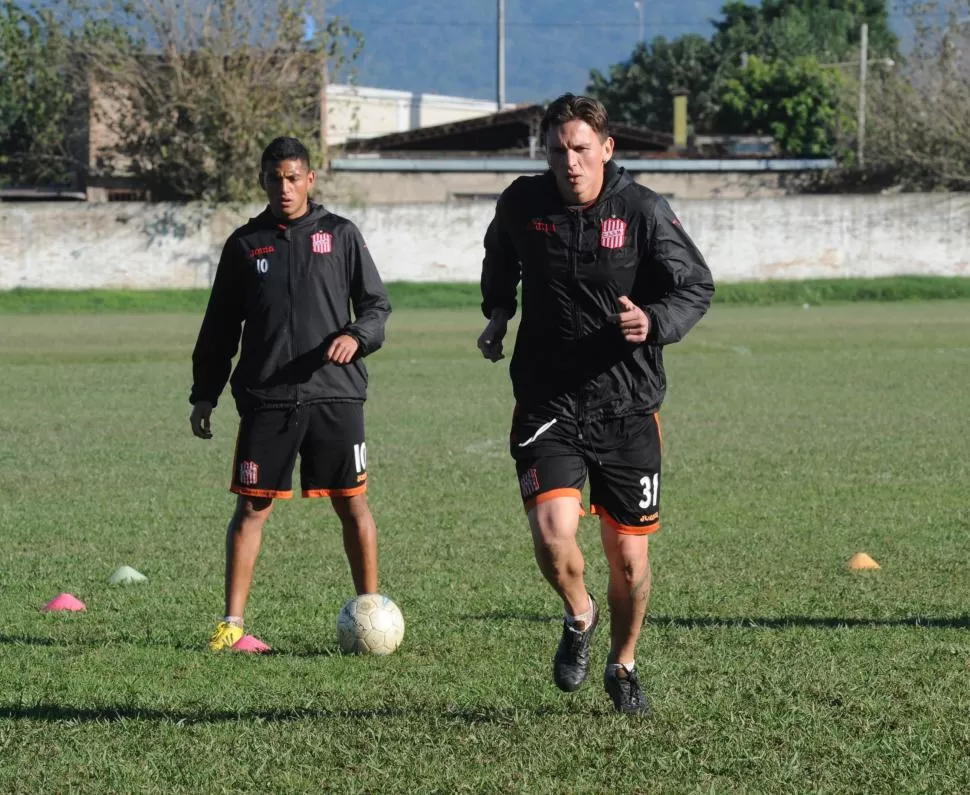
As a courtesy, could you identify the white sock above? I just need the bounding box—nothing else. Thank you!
[607,661,636,674]
[224,615,244,628]
[566,596,594,628]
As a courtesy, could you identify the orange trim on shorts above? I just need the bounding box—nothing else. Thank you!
[231,486,293,500]
[653,412,663,451]
[303,484,368,498]
[524,488,586,515]
[591,504,660,536]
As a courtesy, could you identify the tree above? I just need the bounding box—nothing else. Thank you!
[587,34,725,134]
[74,0,362,202]
[712,1,898,66]
[865,1,970,188]
[716,55,848,155]
[586,0,897,143]
[0,2,78,187]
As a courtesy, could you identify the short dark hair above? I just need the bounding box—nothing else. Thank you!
[260,136,311,171]
[540,94,610,142]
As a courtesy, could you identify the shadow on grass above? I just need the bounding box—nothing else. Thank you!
[0,634,344,656]
[0,634,57,647]
[0,702,566,725]
[465,613,970,630]
[650,615,970,630]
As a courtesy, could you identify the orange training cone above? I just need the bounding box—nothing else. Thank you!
[847,552,881,571]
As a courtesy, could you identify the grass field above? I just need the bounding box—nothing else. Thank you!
[1,300,969,793]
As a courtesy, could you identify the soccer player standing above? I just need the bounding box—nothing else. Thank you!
[190,136,391,652]
[478,94,714,714]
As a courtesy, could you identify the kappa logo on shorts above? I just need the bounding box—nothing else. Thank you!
[311,231,333,254]
[519,467,540,498]
[600,217,627,249]
[239,460,259,486]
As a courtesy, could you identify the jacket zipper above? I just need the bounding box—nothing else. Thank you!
[286,229,301,406]
[570,208,585,434]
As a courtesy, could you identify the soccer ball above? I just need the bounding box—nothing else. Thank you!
[336,593,405,655]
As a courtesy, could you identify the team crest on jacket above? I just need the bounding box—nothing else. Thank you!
[600,217,627,249]
[311,231,332,254]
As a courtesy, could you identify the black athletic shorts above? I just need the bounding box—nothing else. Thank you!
[510,407,663,535]
[231,402,368,499]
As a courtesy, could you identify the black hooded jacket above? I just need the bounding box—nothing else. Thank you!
[190,202,390,414]
[481,161,714,421]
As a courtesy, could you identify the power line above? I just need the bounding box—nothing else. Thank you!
[342,18,713,32]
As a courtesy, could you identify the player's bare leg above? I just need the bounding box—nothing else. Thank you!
[599,524,650,663]
[529,496,600,691]
[599,520,651,714]
[333,493,378,594]
[528,496,590,620]
[224,495,274,619]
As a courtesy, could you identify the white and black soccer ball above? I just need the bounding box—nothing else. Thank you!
[336,593,405,655]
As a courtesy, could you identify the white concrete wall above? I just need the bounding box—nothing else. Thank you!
[1,194,968,289]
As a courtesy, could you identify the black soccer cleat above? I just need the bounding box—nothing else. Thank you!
[552,594,599,692]
[603,664,651,716]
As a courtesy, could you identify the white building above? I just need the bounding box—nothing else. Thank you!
[324,84,502,146]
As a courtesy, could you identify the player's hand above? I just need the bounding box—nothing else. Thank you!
[477,315,508,362]
[615,296,650,343]
[327,334,359,365]
[190,401,214,439]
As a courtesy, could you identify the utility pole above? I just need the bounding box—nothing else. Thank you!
[319,1,328,168]
[634,1,644,46]
[857,22,868,168]
[497,0,506,109]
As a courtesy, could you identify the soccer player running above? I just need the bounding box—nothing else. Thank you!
[189,136,391,652]
[478,94,714,714]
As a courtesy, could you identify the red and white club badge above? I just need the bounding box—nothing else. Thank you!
[311,231,332,254]
[600,217,627,249]
[239,460,259,486]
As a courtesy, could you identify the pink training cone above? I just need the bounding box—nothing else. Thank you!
[231,634,271,653]
[42,593,86,612]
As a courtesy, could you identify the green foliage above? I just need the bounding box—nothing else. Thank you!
[713,0,897,66]
[589,0,898,148]
[0,1,77,186]
[716,55,848,155]
[588,35,724,133]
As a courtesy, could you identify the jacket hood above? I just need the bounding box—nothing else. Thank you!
[252,201,329,229]
[544,159,633,208]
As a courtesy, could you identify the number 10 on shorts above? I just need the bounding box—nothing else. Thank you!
[353,442,367,473]
[639,473,659,509]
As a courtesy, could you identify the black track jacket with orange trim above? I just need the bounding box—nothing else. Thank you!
[481,161,714,421]
[190,202,390,414]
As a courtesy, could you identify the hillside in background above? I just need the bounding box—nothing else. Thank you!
[333,0,916,103]
[335,0,729,103]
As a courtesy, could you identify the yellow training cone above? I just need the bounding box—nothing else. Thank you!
[847,552,881,571]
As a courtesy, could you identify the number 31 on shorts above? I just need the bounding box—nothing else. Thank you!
[639,473,659,509]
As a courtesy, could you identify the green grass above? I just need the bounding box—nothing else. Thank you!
[1,302,969,792]
[2,275,970,314]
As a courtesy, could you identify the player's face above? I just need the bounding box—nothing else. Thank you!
[260,158,316,221]
[546,119,614,206]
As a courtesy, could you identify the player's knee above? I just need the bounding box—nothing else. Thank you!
[531,514,578,553]
[235,495,273,521]
[332,493,371,522]
[610,545,649,588]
